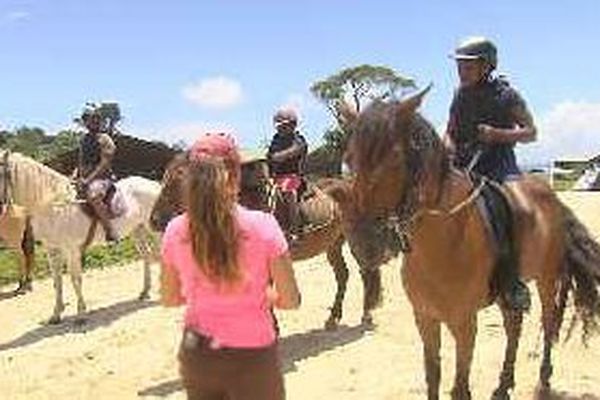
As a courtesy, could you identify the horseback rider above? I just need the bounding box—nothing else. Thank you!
[444,36,537,312]
[267,107,308,241]
[73,104,119,243]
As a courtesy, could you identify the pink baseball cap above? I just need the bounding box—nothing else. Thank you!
[189,132,241,166]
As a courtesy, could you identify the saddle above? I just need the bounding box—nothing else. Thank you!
[272,180,331,238]
[473,175,518,302]
[76,181,127,220]
[297,184,333,228]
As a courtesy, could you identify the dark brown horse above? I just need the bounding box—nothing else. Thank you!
[150,152,400,329]
[338,88,600,399]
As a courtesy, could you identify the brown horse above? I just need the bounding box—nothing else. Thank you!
[337,88,600,399]
[0,206,36,294]
[149,152,400,329]
[0,150,36,294]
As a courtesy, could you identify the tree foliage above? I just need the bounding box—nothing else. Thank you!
[0,126,79,161]
[309,64,416,174]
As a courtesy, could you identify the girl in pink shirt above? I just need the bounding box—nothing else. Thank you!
[161,132,301,400]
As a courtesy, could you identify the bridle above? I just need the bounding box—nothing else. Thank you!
[364,115,483,252]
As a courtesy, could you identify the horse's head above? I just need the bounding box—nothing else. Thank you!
[150,152,188,231]
[149,152,273,231]
[343,84,436,216]
[239,158,271,211]
[326,179,402,270]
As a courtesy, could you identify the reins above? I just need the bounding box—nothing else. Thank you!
[420,178,485,218]
[387,115,485,251]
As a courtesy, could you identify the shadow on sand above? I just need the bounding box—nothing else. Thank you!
[0,299,157,353]
[138,323,371,397]
[0,289,21,301]
[535,389,600,400]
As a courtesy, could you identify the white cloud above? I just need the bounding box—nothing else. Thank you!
[518,101,600,165]
[7,11,29,21]
[1,11,30,25]
[182,77,243,109]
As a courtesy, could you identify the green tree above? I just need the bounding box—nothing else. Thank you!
[310,64,416,174]
[43,130,79,161]
[0,126,79,161]
[4,126,50,159]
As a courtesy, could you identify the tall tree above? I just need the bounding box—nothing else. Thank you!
[310,64,416,174]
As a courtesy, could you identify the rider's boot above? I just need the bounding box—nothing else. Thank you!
[498,246,531,312]
[91,199,120,243]
[288,194,303,244]
[100,216,119,243]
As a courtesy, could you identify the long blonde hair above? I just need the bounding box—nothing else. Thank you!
[185,134,241,283]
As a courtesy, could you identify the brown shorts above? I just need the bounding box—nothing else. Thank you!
[178,329,285,400]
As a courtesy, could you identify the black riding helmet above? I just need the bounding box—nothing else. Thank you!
[452,36,498,70]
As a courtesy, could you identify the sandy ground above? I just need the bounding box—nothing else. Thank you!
[1,192,600,400]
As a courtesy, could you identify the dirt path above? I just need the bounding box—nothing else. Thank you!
[1,192,599,399]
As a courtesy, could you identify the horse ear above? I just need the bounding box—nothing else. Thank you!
[397,83,433,116]
[336,100,359,131]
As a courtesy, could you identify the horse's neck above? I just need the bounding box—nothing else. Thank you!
[414,147,454,210]
[12,154,74,209]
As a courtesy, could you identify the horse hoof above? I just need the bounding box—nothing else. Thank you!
[47,316,62,325]
[491,388,510,400]
[535,383,552,400]
[361,315,376,330]
[138,291,150,301]
[451,387,472,400]
[14,287,28,296]
[14,280,33,295]
[324,318,339,331]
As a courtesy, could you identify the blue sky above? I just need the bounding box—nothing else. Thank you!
[0,0,599,164]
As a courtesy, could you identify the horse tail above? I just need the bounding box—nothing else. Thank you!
[560,204,600,344]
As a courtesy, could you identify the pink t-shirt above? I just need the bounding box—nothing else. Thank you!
[161,205,288,348]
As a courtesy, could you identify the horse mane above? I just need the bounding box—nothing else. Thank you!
[346,100,451,225]
[9,152,75,208]
[347,100,447,175]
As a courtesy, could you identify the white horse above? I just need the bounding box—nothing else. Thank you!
[0,150,160,323]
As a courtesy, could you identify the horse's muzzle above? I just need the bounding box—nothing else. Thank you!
[150,212,173,232]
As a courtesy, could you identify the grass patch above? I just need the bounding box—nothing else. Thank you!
[0,235,156,286]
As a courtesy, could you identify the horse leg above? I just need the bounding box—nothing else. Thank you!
[48,248,65,324]
[492,305,524,400]
[536,278,559,394]
[324,236,349,330]
[414,312,441,400]
[359,267,382,326]
[67,248,86,318]
[448,316,476,400]
[15,218,35,293]
[15,253,33,294]
[133,227,152,300]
